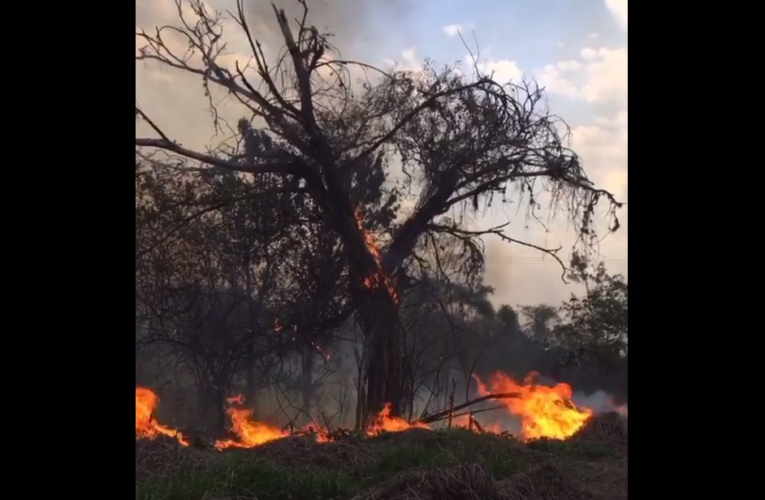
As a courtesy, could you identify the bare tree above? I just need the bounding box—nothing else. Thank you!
[135,0,622,420]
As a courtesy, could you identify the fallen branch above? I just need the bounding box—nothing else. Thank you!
[419,392,520,424]
[449,405,507,420]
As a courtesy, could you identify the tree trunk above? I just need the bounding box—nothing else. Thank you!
[326,211,405,422]
[354,381,366,430]
[353,281,404,423]
[244,364,262,420]
[300,345,315,424]
[196,382,227,432]
[213,389,227,432]
[310,173,406,422]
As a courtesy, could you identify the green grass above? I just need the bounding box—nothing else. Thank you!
[137,460,358,500]
[136,423,627,500]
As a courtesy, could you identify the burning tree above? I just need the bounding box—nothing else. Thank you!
[135,0,622,421]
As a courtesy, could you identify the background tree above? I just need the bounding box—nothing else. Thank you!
[549,256,628,400]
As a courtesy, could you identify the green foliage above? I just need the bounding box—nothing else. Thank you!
[520,304,561,342]
[554,256,628,366]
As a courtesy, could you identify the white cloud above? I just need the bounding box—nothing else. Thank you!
[569,120,628,195]
[443,23,474,37]
[443,24,462,37]
[605,0,628,31]
[587,32,600,39]
[580,47,598,60]
[556,60,581,71]
[534,0,628,193]
[478,59,523,83]
[579,48,627,105]
[539,47,627,106]
[401,47,417,62]
[384,47,422,72]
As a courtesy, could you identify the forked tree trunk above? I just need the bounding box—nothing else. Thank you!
[311,172,407,422]
[350,270,404,423]
[324,208,404,421]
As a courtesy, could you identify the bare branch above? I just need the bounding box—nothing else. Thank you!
[427,222,568,282]
[136,138,296,176]
[419,392,520,424]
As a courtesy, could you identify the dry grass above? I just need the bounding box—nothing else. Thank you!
[136,412,627,500]
[571,412,627,444]
[354,463,506,500]
[135,438,216,483]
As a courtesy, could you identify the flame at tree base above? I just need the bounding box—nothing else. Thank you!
[135,387,189,447]
[136,373,596,450]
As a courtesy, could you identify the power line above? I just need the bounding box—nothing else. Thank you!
[486,256,627,263]
[484,262,628,269]
[487,257,627,263]
[484,256,628,268]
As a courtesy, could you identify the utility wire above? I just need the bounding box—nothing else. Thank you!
[484,256,628,268]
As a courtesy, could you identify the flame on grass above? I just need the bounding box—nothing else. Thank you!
[135,387,189,447]
[136,371,596,449]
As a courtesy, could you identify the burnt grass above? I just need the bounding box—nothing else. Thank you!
[136,412,627,500]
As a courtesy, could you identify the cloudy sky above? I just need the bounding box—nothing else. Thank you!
[136,0,628,311]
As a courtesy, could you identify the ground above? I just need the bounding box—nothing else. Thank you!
[135,412,627,500]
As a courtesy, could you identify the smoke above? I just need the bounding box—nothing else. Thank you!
[242,0,416,57]
[571,389,627,415]
[483,238,573,310]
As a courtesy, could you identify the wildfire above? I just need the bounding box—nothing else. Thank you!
[474,372,593,440]
[214,396,289,449]
[135,372,596,450]
[135,387,189,446]
[213,397,422,449]
[353,208,398,303]
[367,403,430,434]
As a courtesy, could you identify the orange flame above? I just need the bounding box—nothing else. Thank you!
[214,396,331,449]
[214,396,289,449]
[213,397,427,448]
[136,372,598,450]
[135,387,189,446]
[367,403,430,434]
[354,208,398,304]
[474,372,592,440]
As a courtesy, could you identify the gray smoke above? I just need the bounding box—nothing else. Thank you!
[571,389,627,415]
[243,0,416,56]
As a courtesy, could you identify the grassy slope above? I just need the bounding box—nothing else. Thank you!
[136,414,627,500]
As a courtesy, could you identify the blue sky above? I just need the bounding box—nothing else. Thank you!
[136,0,628,309]
[377,0,628,124]
[355,0,624,64]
